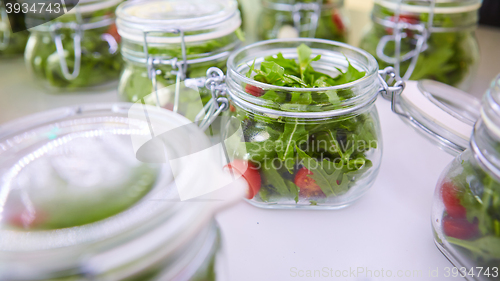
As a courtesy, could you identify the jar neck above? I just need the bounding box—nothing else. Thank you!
[120,32,241,66]
[471,76,500,181]
[262,0,344,10]
[372,1,480,32]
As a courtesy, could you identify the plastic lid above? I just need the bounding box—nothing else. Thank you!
[374,0,482,14]
[0,103,245,279]
[116,0,241,44]
[398,80,481,154]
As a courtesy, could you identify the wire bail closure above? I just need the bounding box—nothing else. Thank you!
[0,3,10,51]
[143,29,188,112]
[378,66,406,117]
[49,7,84,81]
[375,0,436,80]
[195,67,229,132]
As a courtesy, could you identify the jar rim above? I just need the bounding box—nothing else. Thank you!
[116,0,241,44]
[374,0,482,14]
[227,38,379,93]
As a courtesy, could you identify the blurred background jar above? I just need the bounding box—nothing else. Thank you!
[24,0,123,91]
[0,103,246,281]
[116,0,243,123]
[0,0,29,58]
[359,0,481,90]
[432,75,500,279]
[257,0,348,41]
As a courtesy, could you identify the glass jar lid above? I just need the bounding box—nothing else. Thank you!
[374,0,482,14]
[0,103,245,279]
[390,79,480,154]
[116,0,241,44]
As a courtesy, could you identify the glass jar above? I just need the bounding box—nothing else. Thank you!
[0,103,246,280]
[359,0,481,90]
[209,38,409,210]
[0,0,29,57]
[258,0,348,42]
[116,0,243,123]
[431,76,500,279]
[24,0,123,91]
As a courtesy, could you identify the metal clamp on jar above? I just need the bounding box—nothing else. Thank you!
[24,0,123,90]
[360,0,481,90]
[258,0,348,41]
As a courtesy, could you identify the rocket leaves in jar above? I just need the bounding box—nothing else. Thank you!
[441,156,500,266]
[233,44,378,204]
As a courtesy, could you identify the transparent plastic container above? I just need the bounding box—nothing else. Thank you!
[258,0,348,41]
[0,103,246,280]
[359,0,481,90]
[214,39,407,209]
[116,0,243,123]
[24,0,123,91]
[430,76,500,280]
[0,0,29,57]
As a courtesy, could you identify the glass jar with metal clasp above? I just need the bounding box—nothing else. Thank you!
[194,38,409,209]
[359,0,481,90]
[258,0,348,42]
[0,0,29,57]
[116,0,243,128]
[24,0,123,91]
[0,103,247,281]
[380,57,500,277]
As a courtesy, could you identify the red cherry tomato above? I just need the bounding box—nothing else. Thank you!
[229,104,236,112]
[225,160,262,199]
[441,181,467,218]
[442,215,479,240]
[7,210,47,229]
[245,84,264,97]
[385,14,420,36]
[107,23,121,43]
[332,11,345,34]
[294,168,325,198]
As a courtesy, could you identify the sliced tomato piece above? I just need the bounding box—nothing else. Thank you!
[107,23,121,43]
[332,11,345,34]
[442,215,479,240]
[225,160,262,199]
[245,84,264,97]
[385,14,420,36]
[294,167,325,198]
[441,181,467,218]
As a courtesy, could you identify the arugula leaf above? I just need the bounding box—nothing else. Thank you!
[275,119,308,173]
[261,161,300,203]
[447,236,500,261]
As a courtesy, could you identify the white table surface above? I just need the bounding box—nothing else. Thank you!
[217,97,458,281]
[0,58,458,281]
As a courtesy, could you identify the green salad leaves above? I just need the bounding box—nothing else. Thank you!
[443,156,500,267]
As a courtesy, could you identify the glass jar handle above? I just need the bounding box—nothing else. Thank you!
[0,5,10,51]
